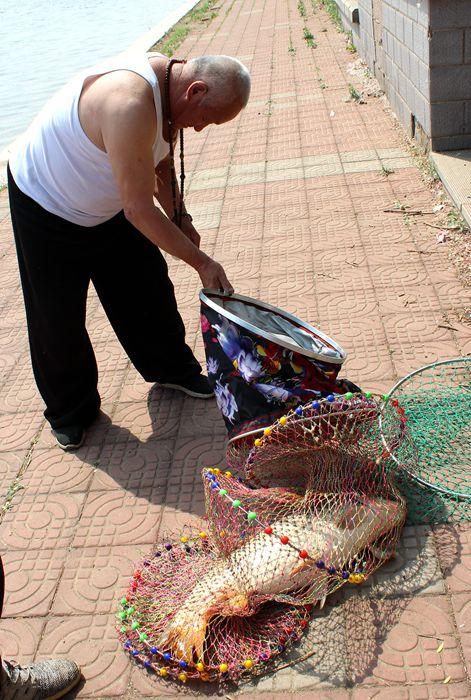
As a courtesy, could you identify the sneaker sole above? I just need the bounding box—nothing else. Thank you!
[156,382,214,399]
[48,668,82,700]
[55,431,86,451]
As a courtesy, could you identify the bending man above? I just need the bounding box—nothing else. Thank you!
[8,52,251,449]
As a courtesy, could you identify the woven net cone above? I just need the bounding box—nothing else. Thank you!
[118,393,411,684]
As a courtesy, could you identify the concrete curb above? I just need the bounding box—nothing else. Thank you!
[431,150,471,229]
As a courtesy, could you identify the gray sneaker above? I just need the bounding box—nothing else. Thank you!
[1,658,81,699]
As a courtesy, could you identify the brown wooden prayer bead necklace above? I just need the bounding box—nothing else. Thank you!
[164,58,189,228]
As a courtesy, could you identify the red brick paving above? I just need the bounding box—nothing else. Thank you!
[0,0,470,697]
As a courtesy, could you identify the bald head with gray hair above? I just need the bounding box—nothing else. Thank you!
[187,55,251,110]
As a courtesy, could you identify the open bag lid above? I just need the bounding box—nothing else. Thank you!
[200,290,346,364]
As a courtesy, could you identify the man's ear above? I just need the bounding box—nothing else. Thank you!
[187,80,208,102]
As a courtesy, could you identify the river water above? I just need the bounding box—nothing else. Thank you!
[0,0,194,152]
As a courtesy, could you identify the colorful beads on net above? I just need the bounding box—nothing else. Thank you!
[250,390,383,452]
[119,602,310,681]
[203,466,361,585]
[117,531,313,682]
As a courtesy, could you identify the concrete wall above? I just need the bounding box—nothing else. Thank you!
[356,1,375,71]
[429,1,471,151]
[336,0,361,48]
[335,0,471,151]
[355,0,431,142]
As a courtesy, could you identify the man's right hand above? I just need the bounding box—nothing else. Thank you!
[196,256,234,295]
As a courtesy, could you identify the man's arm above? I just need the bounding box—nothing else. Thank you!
[154,156,201,248]
[154,156,181,218]
[100,88,231,291]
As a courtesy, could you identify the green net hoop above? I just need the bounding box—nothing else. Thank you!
[380,358,471,524]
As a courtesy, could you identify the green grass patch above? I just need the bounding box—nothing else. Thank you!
[298,0,307,17]
[288,41,297,55]
[381,165,394,177]
[346,29,356,53]
[447,209,468,233]
[348,83,363,102]
[1,478,25,517]
[313,0,343,31]
[303,27,317,48]
[150,0,219,56]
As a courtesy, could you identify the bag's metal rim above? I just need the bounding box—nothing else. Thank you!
[379,357,471,501]
[200,289,347,365]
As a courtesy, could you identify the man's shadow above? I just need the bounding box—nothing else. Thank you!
[73,383,228,522]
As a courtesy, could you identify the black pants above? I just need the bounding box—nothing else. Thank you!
[8,167,201,429]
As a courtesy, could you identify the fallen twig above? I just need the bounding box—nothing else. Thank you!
[438,324,458,331]
[383,208,436,215]
[423,221,459,231]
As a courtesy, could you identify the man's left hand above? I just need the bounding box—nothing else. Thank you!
[179,215,201,248]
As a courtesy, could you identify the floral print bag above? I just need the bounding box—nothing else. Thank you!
[200,290,357,440]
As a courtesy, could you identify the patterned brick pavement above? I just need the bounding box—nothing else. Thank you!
[0,0,470,697]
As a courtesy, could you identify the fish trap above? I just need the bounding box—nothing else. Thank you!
[238,392,409,590]
[380,358,471,524]
[117,525,310,683]
[118,394,409,683]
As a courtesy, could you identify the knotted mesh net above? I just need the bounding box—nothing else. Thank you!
[381,358,470,524]
[118,393,411,683]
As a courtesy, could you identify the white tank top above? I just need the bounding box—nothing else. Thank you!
[9,51,169,227]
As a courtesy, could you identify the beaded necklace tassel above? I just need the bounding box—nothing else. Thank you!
[164,58,187,228]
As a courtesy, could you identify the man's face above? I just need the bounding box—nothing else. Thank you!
[177,81,243,131]
[191,101,242,132]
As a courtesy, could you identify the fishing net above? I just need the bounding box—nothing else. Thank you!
[381,358,471,524]
[118,393,410,683]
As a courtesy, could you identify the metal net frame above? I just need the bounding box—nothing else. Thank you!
[380,358,470,524]
[117,393,411,684]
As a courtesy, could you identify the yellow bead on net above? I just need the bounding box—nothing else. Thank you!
[279,416,288,426]
[254,438,261,447]
[178,672,187,682]
[159,668,168,677]
[180,536,188,543]
[199,531,207,539]
[263,427,271,436]
[224,471,232,477]
[219,663,228,673]
[243,659,253,669]
[213,468,221,475]
[196,662,204,672]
